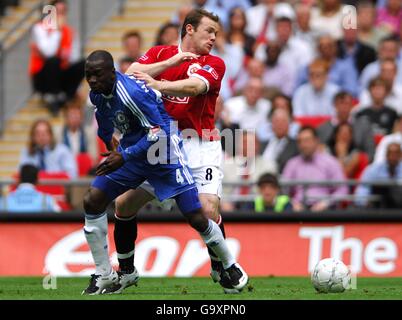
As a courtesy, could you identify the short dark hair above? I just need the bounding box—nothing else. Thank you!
[298,126,319,138]
[257,173,280,188]
[333,91,352,103]
[379,34,400,46]
[180,8,219,39]
[368,76,388,90]
[86,50,114,70]
[20,165,39,185]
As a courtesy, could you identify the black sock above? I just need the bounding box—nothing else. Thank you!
[114,214,137,273]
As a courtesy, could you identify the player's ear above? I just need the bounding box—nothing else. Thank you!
[186,23,194,36]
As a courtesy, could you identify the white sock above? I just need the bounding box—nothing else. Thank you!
[84,213,112,276]
[199,219,236,269]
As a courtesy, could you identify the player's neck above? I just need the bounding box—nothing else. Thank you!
[180,40,197,55]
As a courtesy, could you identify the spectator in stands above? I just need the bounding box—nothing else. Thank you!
[295,34,359,97]
[310,0,346,40]
[357,1,392,50]
[282,126,348,211]
[261,40,295,97]
[0,0,20,19]
[294,3,320,55]
[253,173,293,213]
[29,0,85,116]
[293,59,340,117]
[317,91,375,160]
[154,22,179,46]
[355,77,398,140]
[223,77,271,131]
[246,0,295,45]
[359,59,402,114]
[375,0,402,36]
[118,56,135,74]
[337,25,377,76]
[121,30,143,62]
[255,15,314,85]
[355,142,402,208]
[261,109,299,173]
[221,130,277,211]
[19,119,77,179]
[233,58,265,94]
[55,101,98,164]
[211,22,244,100]
[0,164,60,213]
[374,115,402,163]
[328,123,366,179]
[360,35,402,91]
[226,6,256,58]
[257,93,301,143]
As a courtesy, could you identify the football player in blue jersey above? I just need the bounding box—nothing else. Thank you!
[81,50,248,295]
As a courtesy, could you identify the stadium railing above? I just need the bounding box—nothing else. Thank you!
[1,178,401,211]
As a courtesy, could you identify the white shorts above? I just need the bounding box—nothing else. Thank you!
[140,138,223,200]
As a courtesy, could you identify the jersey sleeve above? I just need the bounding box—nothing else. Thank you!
[191,56,226,93]
[137,45,165,64]
[95,111,114,147]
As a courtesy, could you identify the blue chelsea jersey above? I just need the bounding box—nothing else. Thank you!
[89,71,177,160]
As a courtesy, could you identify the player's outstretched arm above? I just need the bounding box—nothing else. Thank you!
[133,70,207,97]
[125,52,198,78]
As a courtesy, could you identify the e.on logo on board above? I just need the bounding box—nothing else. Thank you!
[44,229,240,277]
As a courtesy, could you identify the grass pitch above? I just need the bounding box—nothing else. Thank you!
[0,276,401,300]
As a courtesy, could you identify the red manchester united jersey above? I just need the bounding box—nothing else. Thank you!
[137,45,225,139]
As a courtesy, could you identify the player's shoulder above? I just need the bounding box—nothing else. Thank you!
[142,45,178,59]
[202,53,225,67]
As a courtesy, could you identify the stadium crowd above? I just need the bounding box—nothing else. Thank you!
[2,0,402,212]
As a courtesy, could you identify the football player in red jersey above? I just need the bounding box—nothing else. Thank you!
[107,9,248,294]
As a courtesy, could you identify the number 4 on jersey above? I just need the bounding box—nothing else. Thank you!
[176,169,185,184]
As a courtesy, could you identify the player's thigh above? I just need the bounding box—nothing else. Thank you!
[115,188,155,217]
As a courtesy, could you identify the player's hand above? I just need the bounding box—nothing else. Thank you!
[132,71,160,90]
[167,52,198,67]
[95,151,124,176]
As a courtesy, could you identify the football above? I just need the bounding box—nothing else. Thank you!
[311,258,351,293]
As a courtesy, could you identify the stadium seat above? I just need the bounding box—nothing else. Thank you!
[76,153,93,177]
[294,116,331,128]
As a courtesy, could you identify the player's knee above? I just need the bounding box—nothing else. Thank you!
[83,189,108,214]
[199,195,220,221]
[115,197,138,218]
[184,210,209,233]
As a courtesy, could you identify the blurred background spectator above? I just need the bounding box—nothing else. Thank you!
[0,164,60,213]
[223,77,271,131]
[19,119,77,179]
[253,172,293,213]
[374,115,402,163]
[54,101,98,176]
[355,142,402,208]
[317,91,375,160]
[282,126,348,211]
[310,0,346,40]
[295,34,359,97]
[327,123,368,179]
[292,59,340,117]
[121,30,143,62]
[221,130,277,211]
[375,0,402,36]
[355,77,398,142]
[257,93,301,143]
[29,0,85,116]
[261,108,299,173]
[154,22,180,46]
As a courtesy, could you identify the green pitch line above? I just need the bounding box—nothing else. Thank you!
[0,277,401,300]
